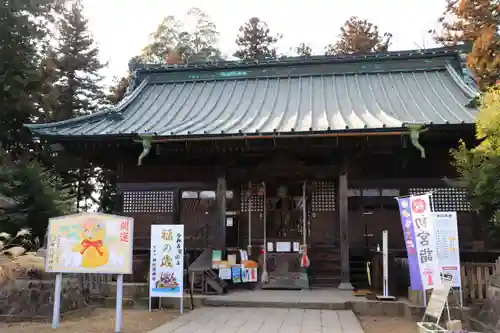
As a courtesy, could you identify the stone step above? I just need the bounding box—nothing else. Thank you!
[202,298,349,310]
[98,296,204,309]
[309,276,341,287]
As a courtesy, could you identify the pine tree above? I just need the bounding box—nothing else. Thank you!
[48,0,107,121]
[0,153,75,238]
[326,16,392,55]
[433,0,500,89]
[42,0,109,212]
[233,17,282,60]
[0,0,61,155]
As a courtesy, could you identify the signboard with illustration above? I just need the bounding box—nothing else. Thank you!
[149,225,184,298]
[45,212,134,274]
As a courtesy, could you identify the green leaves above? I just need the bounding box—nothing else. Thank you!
[141,8,222,64]
[0,155,75,239]
[451,88,500,225]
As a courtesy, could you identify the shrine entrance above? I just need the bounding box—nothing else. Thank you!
[261,180,309,289]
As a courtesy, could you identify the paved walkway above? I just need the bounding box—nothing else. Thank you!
[149,307,365,333]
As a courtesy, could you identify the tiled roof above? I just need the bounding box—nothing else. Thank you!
[25,48,479,139]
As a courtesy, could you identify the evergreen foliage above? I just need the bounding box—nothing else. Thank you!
[325,16,392,55]
[233,17,282,60]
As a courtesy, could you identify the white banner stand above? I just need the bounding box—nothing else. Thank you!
[376,230,396,300]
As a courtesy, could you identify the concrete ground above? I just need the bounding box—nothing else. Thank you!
[148,307,365,333]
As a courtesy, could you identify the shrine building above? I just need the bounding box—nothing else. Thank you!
[25,46,480,291]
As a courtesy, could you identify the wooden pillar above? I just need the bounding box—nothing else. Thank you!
[216,174,227,249]
[338,166,353,290]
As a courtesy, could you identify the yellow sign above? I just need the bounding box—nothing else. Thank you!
[46,212,134,274]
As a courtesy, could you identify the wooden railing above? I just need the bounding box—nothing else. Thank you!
[395,257,500,303]
[461,257,500,302]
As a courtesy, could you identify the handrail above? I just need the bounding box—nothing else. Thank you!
[186,223,210,247]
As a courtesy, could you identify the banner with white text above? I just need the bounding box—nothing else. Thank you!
[409,194,442,290]
[150,225,184,298]
[432,212,462,288]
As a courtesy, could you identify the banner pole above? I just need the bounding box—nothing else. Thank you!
[383,230,388,297]
[394,191,435,199]
[180,295,184,315]
[248,181,252,256]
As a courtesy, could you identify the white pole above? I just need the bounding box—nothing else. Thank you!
[180,296,184,315]
[261,182,268,282]
[115,274,124,333]
[52,273,63,329]
[263,183,266,265]
[248,181,252,256]
[148,296,152,312]
[382,230,389,297]
[302,181,307,246]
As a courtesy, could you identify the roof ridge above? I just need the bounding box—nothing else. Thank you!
[132,46,461,74]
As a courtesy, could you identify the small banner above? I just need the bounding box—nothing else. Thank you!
[396,197,422,290]
[410,194,442,290]
[150,225,184,298]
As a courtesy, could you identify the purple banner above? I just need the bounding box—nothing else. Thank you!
[396,197,422,290]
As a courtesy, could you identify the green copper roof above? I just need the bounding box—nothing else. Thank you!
[25,47,479,139]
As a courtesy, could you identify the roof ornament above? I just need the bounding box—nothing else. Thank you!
[459,52,480,91]
[124,70,139,99]
[405,123,429,159]
[137,135,153,166]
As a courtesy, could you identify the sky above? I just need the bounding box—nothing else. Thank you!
[82,0,445,85]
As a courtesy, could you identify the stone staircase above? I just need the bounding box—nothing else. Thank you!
[188,248,228,294]
[308,246,370,289]
[308,245,341,288]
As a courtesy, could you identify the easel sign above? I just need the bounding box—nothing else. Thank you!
[421,274,454,326]
[46,213,134,333]
[149,225,184,315]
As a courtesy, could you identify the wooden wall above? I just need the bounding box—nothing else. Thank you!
[111,132,479,253]
[116,176,478,254]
